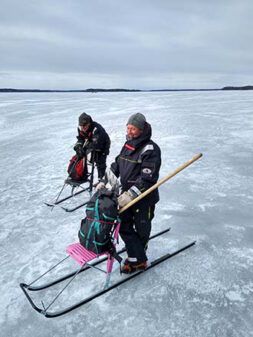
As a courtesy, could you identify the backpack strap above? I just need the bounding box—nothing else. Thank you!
[85,199,101,253]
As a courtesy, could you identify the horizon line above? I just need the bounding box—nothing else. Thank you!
[0,85,252,92]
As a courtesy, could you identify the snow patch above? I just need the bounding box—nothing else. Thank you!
[225,291,245,302]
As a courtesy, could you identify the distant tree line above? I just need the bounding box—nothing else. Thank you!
[222,85,253,90]
[0,86,252,93]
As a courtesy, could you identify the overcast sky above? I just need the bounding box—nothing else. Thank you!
[1,0,252,89]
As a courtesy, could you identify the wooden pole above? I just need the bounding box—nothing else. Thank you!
[119,153,203,214]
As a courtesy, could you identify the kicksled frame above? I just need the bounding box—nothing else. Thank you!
[20,227,196,318]
[45,151,96,212]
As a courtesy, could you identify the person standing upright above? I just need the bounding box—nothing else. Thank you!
[110,113,161,273]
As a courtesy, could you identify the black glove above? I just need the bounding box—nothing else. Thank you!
[74,144,85,158]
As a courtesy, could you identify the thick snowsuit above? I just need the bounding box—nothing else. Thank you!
[76,121,110,180]
[111,123,161,263]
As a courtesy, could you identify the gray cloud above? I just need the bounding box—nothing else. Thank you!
[0,0,252,89]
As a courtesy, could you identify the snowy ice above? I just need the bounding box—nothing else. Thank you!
[0,91,253,337]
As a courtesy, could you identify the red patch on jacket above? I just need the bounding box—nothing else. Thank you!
[125,144,135,151]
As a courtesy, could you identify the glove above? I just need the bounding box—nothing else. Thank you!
[117,191,134,208]
[95,182,105,191]
[74,143,85,158]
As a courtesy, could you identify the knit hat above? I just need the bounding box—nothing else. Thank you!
[127,113,146,130]
[79,112,92,126]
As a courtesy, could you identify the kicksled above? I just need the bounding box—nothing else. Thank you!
[45,151,97,212]
[20,154,202,317]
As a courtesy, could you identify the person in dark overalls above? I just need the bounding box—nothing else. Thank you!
[74,112,111,181]
[111,113,161,273]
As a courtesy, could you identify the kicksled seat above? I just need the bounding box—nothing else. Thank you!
[66,220,121,289]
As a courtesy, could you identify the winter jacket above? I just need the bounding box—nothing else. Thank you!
[111,123,161,205]
[76,121,110,154]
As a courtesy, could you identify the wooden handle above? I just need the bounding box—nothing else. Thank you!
[119,153,203,214]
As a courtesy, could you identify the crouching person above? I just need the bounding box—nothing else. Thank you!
[74,112,111,181]
[110,113,161,273]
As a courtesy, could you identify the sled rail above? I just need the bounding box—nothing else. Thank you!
[20,240,196,318]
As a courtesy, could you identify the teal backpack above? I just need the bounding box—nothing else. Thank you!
[78,188,120,254]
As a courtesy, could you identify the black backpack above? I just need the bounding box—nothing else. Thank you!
[78,188,120,255]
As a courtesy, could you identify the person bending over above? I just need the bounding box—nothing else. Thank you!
[74,112,110,181]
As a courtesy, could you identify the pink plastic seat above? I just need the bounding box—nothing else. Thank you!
[66,222,120,280]
[66,243,114,277]
[66,243,110,267]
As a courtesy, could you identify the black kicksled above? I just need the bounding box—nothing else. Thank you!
[45,151,96,212]
[20,226,196,318]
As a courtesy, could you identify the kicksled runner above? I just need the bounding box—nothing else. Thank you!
[20,154,202,318]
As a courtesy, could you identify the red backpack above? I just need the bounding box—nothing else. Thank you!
[67,155,88,181]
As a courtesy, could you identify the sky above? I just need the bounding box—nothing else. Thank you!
[1,0,253,90]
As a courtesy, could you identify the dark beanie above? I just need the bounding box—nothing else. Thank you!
[127,113,146,130]
[79,112,92,126]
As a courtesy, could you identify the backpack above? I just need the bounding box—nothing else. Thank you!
[78,188,120,255]
[67,155,88,181]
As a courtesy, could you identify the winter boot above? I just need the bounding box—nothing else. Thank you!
[123,258,129,265]
[121,260,147,274]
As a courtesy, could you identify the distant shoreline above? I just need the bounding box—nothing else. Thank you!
[0,86,252,93]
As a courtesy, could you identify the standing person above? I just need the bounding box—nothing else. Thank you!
[110,113,161,274]
[74,112,110,181]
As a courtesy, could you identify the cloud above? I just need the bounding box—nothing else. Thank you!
[0,0,252,88]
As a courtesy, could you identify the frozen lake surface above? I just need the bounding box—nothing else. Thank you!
[0,91,253,336]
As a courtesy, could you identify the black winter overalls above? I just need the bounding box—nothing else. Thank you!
[111,123,161,263]
[76,121,110,179]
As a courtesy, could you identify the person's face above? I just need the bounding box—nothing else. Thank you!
[79,122,91,132]
[127,124,143,139]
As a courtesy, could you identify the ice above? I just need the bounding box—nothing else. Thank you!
[0,91,252,336]
[226,291,245,302]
